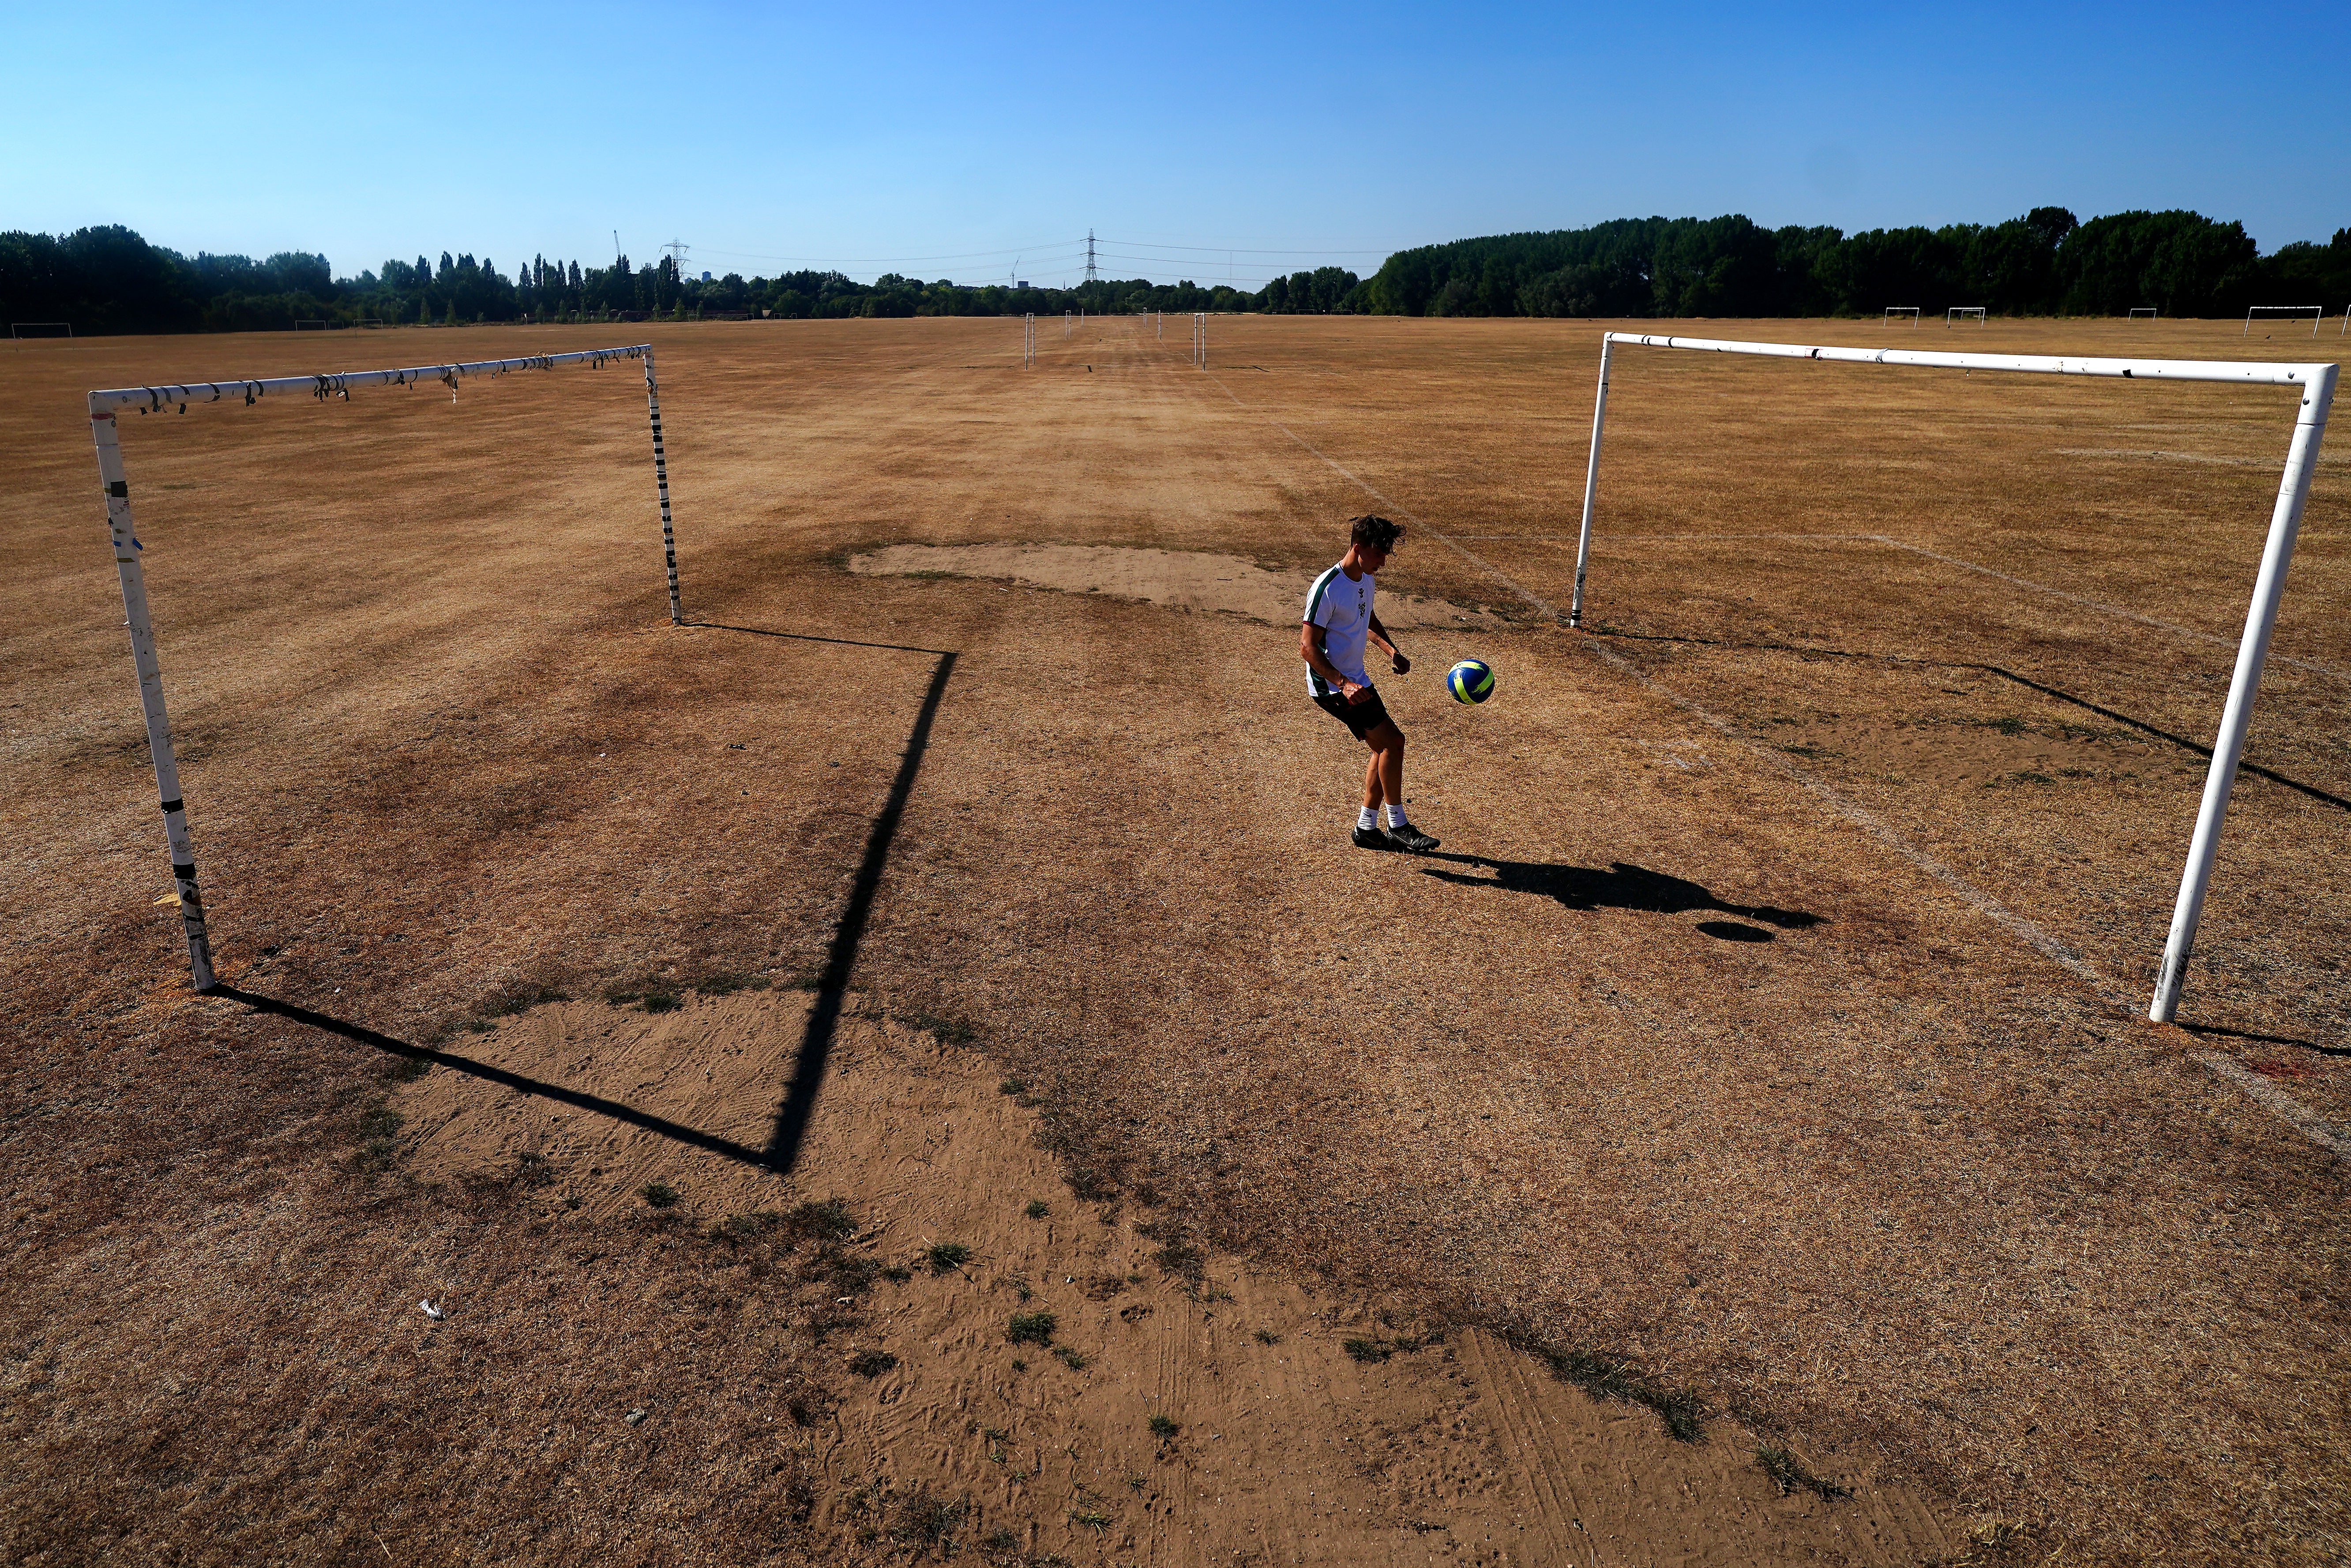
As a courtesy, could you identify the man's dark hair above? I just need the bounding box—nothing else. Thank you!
[1349,514,1403,551]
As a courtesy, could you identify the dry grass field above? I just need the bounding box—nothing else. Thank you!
[2,311,2344,1565]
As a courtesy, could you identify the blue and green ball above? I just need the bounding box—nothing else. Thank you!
[1446,658,1496,705]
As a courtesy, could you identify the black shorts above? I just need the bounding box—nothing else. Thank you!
[1313,684,1392,740]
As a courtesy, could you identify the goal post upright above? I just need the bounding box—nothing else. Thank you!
[1567,334,1615,627]
[642,345,683,625]
[1568,331,2338,1024]
[86,343,678,991]
[2150,356,2338,1020]
[89,401,214,990]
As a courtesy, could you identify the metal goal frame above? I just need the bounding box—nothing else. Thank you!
[1566,330,2337,1025]
[89,344,683,992]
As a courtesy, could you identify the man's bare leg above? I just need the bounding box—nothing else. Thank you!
[1364,721,1435,851]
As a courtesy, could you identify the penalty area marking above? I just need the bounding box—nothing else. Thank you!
[1200,372,2349,1160]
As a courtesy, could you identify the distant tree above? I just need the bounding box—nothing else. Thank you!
[2057,211,2261,316]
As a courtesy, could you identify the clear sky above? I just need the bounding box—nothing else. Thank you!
[5,0,2344,288]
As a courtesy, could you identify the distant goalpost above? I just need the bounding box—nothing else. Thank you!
[2129,308,2159,321]
[2245,305,2322,338]
[1883,307,1920,325]
[1566,332,2337,1024]
[90,345,683,993]
[1946,307,1987,327]
[12,322,73,338]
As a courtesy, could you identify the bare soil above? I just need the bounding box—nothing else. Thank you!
[3,314,2346,1565]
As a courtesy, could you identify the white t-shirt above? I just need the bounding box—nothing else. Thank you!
[1303,561,1375,697]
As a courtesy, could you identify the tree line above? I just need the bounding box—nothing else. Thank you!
[3,211,2344,336]
[1364,210,2351,319]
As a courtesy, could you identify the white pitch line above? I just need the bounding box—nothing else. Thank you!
[2195,1053,2351,1161]
[1863,536,2351,684]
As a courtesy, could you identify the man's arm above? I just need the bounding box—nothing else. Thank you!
[1299,622,1371,703]
[1366,612,1410,675]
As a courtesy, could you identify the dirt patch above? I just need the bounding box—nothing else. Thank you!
[848,542,1496,630]
[392,991,1956,1563]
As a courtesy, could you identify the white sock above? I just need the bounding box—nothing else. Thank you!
[1357,807,1378,831]
[1382,803,1410,829]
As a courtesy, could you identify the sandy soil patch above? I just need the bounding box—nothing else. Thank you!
[848,543,1498,630]
[392,990,1955,1564]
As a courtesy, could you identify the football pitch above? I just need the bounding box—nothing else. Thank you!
[3,314,2343,1564]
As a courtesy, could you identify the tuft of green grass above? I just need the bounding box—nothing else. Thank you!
[1008,1358,1027,1372]
[704,1209,782,1246]
[1341,1336,1392,1364]
[383,1055,431,1083]
[1253,1328,1280,1345]
[691,970,770,997]
[821,1249,881,1293]
[637,1181,680,1210]
[1758,1444,1851,1499]
[1006,1311,1057,1346]
[509,1151,555,1189]
[881,1263,913,1283]
[887,1487,965,1549]
[482,982,569,1017]
[1052,1345,1089,1370]
[924,1241,974,1274]
[1024,1199,1050,1220]
[783,1197,857,1243]
[999,1078,1029,1095]
[602,979,682,1013]
[847,1349,899,1379]
[1147,1413,1179,1440]
[1138,1222,1205,1285]
[906,1010,978,1045]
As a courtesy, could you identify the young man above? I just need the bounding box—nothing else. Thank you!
[1299,514,1439,853]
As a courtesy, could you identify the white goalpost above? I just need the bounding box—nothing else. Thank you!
[90,344,683,993]
[2245,305,2322,338]
[2129,308,2159,322]
[1023,313,1036,367]
[1566,331,2337,1025]
[12,322,74,338]
[1946,307,1987,327]
[1192,312,1206,368]
[1884,307,1920,325]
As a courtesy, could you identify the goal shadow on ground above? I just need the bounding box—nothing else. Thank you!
[211,620,961,1179]
[705,627,959,1174]
[1417,853,1824,941]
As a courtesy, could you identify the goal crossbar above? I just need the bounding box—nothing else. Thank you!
[91,343,683,993]
[1568,331,2338,1025]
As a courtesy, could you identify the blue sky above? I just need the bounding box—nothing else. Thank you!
[5,1,2343,287]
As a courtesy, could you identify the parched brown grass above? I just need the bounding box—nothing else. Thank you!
[2,313,2344,1564]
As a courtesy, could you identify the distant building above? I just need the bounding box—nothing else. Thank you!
[701,270,712,281]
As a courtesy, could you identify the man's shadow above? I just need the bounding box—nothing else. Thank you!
[1419,853,1823,942]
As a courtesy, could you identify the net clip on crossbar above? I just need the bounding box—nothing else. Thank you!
[1567,331,2338,1026]
[88,343,683,993]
